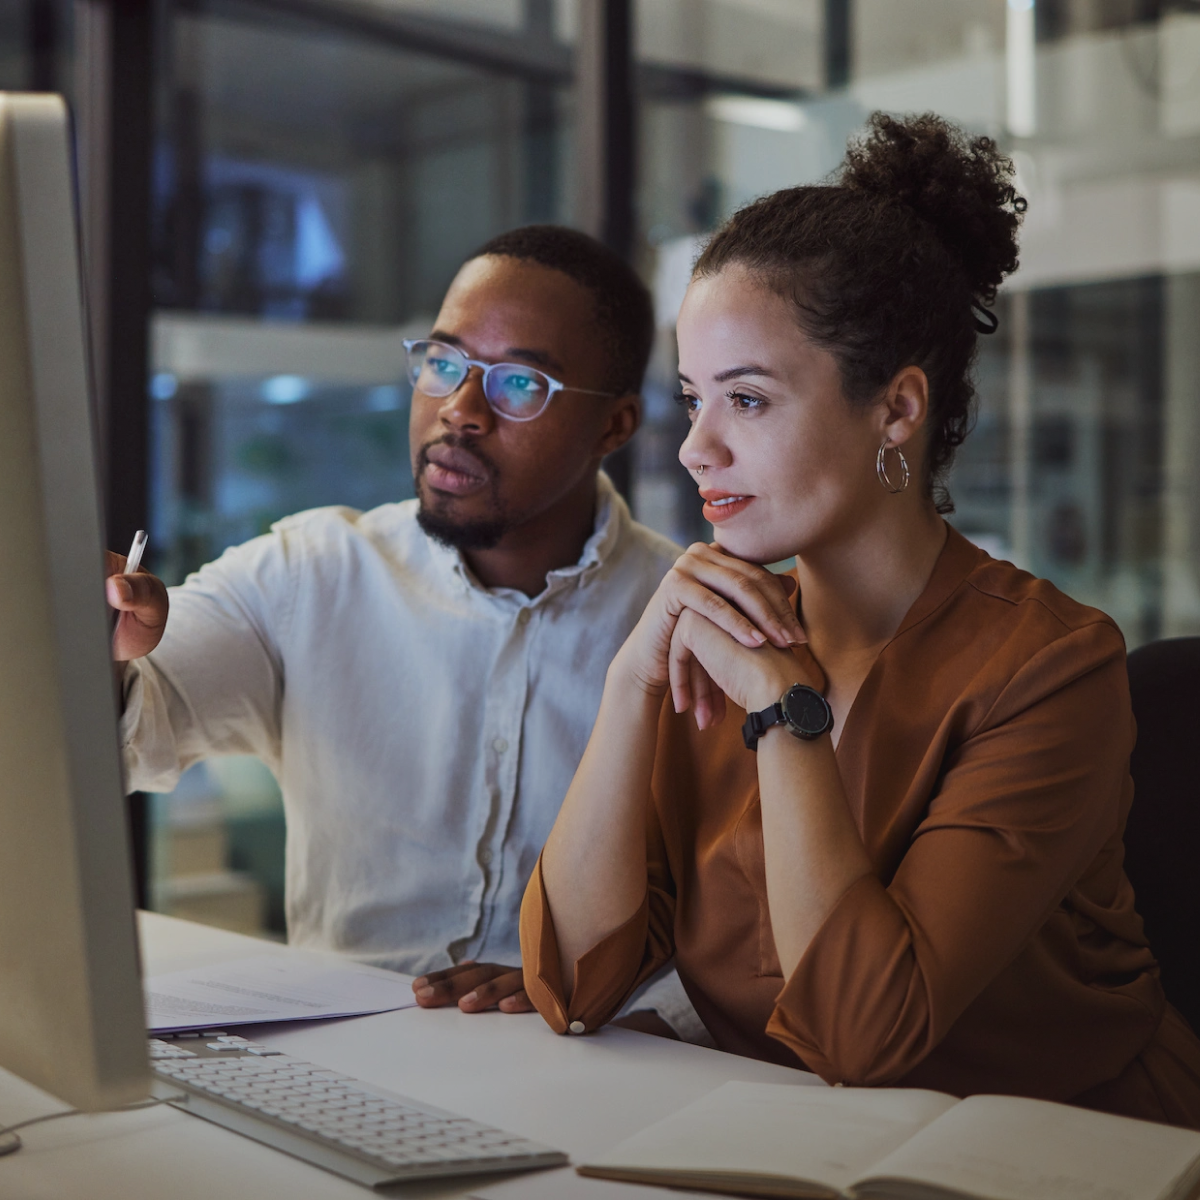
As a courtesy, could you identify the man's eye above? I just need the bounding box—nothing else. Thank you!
[429,357,459,376]
[509,374,538,392]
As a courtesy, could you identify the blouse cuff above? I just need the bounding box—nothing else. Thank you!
[766,872,919,1085]
[520,854,657,1034]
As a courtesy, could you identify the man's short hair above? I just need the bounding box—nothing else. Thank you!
[468,225,654,396]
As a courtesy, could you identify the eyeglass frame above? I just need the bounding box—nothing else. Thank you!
[402,338,616,423]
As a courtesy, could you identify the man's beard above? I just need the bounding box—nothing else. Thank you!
[414,436,510,552]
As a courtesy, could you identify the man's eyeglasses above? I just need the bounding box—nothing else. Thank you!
[403,339,614,423]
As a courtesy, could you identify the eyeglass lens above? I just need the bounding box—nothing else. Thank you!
[406,341,551,420]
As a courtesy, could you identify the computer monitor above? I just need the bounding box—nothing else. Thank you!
[0,93,148,1112]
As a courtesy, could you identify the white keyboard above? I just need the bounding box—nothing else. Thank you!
[149,1033,566,1188]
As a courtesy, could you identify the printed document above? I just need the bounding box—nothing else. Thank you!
[146,953,418,1033]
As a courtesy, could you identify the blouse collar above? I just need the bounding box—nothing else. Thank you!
[892,523,987,641]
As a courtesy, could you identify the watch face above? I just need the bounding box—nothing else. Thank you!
[782,685,832,737]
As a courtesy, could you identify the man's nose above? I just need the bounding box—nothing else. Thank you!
[438,369,495,436]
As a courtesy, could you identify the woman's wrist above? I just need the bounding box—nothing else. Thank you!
[606,644,670,706]
[743,661,814,715]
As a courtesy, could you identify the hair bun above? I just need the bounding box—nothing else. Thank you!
[841,112,1026,306]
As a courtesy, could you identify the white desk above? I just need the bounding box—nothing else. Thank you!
[0,912,821,1200]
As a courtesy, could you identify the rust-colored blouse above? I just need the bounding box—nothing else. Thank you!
[521,526,1200,1127]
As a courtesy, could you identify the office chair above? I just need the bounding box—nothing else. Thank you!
[1124,637,1200,1033]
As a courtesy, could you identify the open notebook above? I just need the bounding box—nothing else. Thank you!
[578,1081,1200,1200]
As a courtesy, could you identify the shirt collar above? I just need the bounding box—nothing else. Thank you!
[429,470,626,603]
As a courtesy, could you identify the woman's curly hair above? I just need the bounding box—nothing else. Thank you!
[693,112,1026,512]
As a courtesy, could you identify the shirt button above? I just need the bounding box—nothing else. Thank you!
[568,1021,585,1035]
[478,848,492,865]
[517,609,532,626]
[493,738,508,754]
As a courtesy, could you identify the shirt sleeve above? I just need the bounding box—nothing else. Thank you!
[766,619,1136,1085]
[520,761,678,1034]
[618,965,714,1046]
[120,530,294,793]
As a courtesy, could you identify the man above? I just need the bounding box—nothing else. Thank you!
[109,225,701,1037]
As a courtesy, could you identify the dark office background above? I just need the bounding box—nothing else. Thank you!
[2,0,1196,936]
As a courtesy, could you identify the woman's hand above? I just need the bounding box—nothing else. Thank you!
[612,542,804,725]
[669,607,816,727]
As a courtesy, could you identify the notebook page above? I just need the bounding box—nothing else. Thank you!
[581,1081,957,1195]
[853,1094,1200,1200]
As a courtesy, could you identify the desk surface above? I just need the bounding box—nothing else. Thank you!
[0,913,819,1200]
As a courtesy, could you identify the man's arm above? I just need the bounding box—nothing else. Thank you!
[113,534,290,793]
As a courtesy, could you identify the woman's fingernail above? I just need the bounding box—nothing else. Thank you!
[751,629,766,644]
[416,986,434,999]
[461,991,478,1005]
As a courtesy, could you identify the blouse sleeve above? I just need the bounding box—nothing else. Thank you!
[767,619,1136,1085]
[520,721,678,1034]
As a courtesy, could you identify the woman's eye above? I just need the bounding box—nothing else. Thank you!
[673,390,700,415]
[727,390,766,411]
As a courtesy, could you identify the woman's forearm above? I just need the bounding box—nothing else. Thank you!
[755,726,872,980]
[540,654,664,996]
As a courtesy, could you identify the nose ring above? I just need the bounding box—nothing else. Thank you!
[696,464,705,476]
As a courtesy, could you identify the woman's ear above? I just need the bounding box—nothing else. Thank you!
[879,366,929,449]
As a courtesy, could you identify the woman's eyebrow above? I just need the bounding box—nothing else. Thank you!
[678,366,775,385]
[714,364,774,383]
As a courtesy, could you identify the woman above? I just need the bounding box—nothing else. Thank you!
[520,113,1200,1127]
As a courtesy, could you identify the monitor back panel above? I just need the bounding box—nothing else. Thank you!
[0,93,148,1112]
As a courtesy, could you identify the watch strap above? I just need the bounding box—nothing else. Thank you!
[742,701,786,751]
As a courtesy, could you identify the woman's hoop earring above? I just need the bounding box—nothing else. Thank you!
[876,439,910,494]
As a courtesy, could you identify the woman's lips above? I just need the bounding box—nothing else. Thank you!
[700,491,755,523]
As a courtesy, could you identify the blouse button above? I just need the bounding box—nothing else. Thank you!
[568,1021,585,1035]
[517,608,532,626]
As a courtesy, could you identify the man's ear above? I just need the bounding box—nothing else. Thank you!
[595,393,642,458]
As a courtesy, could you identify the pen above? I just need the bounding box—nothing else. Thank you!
[113,530,147,645]
[123,529,148,576]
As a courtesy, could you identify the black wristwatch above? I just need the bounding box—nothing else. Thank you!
[742,683,834,751]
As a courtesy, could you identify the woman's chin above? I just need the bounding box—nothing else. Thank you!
[712,529,798,566]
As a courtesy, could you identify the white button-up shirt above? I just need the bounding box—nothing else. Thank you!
[121,474,681,977]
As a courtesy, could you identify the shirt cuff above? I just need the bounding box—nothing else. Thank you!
[520,853,664,1035]
[119,661,142,749]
